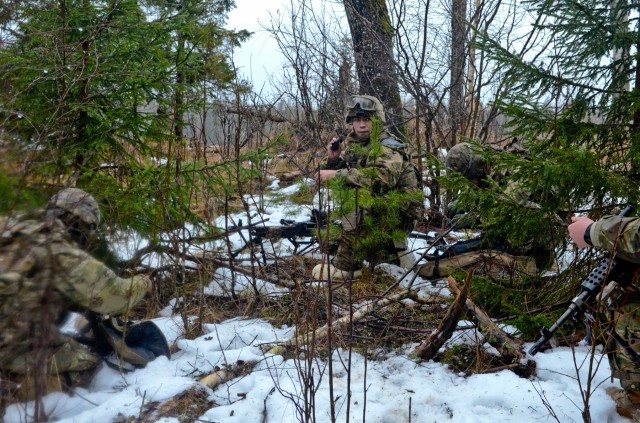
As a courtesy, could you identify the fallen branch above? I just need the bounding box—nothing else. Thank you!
[192,251,296,289]
[447,275,524,361]
[476,361,536,377]
[414,271,471,360]
[199,360,257,389]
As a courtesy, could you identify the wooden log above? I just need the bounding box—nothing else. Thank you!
[414,271,471,360]
[199,360,257,389]
[447,275,524,361]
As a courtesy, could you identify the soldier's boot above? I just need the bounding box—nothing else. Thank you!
[607,387,640,421]
[312,263,362,281]
[394,239,417,269]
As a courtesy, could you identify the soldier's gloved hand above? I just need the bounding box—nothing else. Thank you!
[327,137,342,161]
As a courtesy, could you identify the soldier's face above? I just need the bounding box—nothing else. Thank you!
[67,217,98,249]
[352,117,372,139]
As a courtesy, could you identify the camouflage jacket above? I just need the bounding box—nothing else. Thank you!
[322,131,422,197]
[590,216,640,264]
[0,216,150,368]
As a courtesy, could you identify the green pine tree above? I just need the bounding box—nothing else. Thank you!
[474,0,640,217]
[329,118,424,267]
[0,0,249,235]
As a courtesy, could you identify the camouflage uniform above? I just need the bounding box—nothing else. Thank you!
[323,131,423,271]
[0,189,150,402]
[428,142,561,278]
[589,216,640,397]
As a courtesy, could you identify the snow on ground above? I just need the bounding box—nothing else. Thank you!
[4,311,628,423]
[2,182,633,422]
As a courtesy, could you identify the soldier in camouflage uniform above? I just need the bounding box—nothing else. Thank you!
[0,188,150,404]
[313,95,423,281]
[570,214,640,419]
[420,142,560,279]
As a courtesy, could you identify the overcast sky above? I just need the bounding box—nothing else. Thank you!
[225,0,286,92]
[225,0,347,94]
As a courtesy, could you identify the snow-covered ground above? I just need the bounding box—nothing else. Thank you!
[4,314,627,423]
[3,182,632,422]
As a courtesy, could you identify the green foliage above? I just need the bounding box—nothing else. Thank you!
[0,0,249,233]
[475,0,640,216]
[438,344,480,373]
[458,272,569,340]
[0,173,47,214]
[290,182,314,205]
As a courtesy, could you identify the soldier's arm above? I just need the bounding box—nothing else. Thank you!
[335,146,402,190]
[55,244,151,316]
[590,215,640,264]
[322,155,346,170]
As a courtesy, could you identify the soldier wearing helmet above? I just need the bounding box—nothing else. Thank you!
[45,187,102,248]
[314,95,424,281]
[344,95,386,124]
[417,142,562,279]
[445,142,489,186]
[0,188,152,407]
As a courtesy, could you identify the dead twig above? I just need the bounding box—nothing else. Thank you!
[267,289,413,353]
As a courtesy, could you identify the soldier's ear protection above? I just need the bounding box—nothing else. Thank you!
[58,211,97,232]
[55,212,98,249]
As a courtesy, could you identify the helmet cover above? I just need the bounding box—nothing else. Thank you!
[47,188,101,226]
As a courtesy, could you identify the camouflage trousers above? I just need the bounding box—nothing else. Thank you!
[332,210,415,271]
[609,301,640,397]
[1,338,99,403]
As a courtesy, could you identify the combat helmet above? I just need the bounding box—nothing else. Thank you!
[445,143,488,181]
[345,95,385,123]
[46,188,101,227]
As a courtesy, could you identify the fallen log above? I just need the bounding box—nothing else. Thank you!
[413,271,472,360]
[447,275,524,361]
[199,360,257,389]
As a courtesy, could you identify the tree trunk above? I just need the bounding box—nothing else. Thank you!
[449,0,467,148]
[343,0,404,138]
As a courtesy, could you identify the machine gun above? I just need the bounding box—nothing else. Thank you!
[528,206,640,364]
[232,209,330,263]
[232,209,438,264]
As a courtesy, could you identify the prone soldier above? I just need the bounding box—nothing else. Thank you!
[0,188,151,408]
